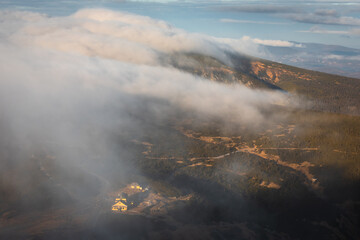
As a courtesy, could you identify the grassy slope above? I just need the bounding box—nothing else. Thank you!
[174,53,360,115]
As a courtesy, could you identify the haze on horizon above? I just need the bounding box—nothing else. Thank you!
[1,0,360,78]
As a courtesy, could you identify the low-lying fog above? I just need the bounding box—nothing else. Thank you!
[0,8,295,198]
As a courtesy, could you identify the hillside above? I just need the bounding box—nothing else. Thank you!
[172,53,360,115]
[1,53,359,239]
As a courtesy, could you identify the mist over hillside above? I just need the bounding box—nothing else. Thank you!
[0,8,359,240]
[0,8,293,186]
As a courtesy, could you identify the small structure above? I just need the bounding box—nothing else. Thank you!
[130,183,143,191]
[112,193,128,212]
[111,183,149,212]
[112,201,127,212]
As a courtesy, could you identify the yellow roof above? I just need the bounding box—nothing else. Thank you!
[112,201,127,208]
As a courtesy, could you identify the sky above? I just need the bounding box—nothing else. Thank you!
[0,0,360,49]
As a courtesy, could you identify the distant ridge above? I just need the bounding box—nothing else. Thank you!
[172,53,360,115]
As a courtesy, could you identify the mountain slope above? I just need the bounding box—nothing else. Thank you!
[1,52,359,240]
[172,53,360,115]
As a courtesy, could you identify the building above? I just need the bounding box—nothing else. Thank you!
[130,183,143,191]
[112,201,127,212]
[112,193,128,212]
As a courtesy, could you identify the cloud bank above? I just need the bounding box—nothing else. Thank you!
[220,18,288,25]
[0,8,292,191]
[285,11,360,26]
[1,8,230,66]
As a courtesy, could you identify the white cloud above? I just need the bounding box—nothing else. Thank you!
[297,26,360,35]
[220,18,288,25]
[324,54,360,60]
[215,36,302,57]
[250,37,303,47]
[0,8,293,176]
[2,8,230,65]
[285,12,360,26]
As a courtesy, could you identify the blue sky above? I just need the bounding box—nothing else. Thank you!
[1,0,360,49]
